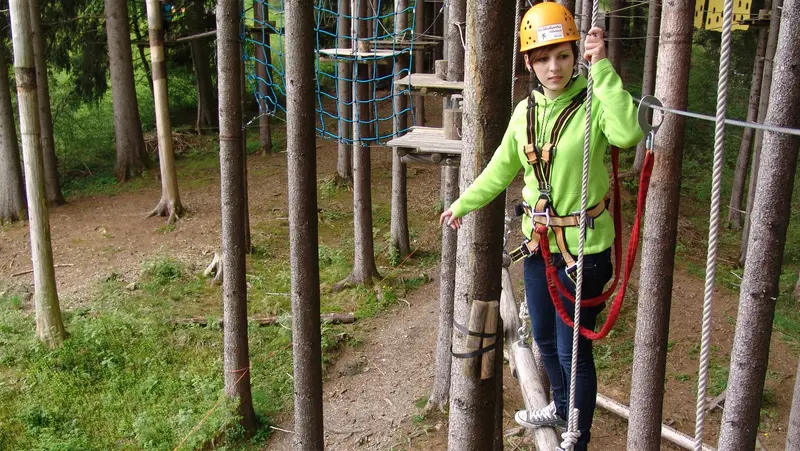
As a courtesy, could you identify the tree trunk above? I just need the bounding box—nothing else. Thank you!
[105,0,149,183]
[334,0,352,183]
[740,0,782,267]
[145,0,185,224]
[0,42,26,224]
[188,0,217,134]
[728,5,770,229]
[284,0,324,448]
[413,0,425,126]
[579,0,592,76]
[390,0,411,259]
[788,361,800,450]
[607,0,624,74]
[131,0,154,95]
[216,0,257,435]
[254,0,272,154]
[9,0,68,347]
[29,0,64,207]
[340,1,380,287]
[626,1,694,449]
[447,0,512,448]
[795,273,800,301]
[557,0,576,14]
[718,0,800,447]
[631,0,661,174]
[428,164,460,412]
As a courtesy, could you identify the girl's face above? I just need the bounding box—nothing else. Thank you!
[525,42,575,98]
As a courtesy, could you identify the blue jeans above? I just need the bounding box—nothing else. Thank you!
[524,249,612,451]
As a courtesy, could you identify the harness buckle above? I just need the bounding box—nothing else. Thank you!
[566,264,579,284]
[514,201,529,217]
[510,239,536,263]
[571,210,596,229]
[530,209,551,229]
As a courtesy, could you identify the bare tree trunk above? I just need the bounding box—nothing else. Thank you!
[427,0,466,411]
[447,0,512,448]
[29,0,64,207]
[391,0,411,259]
[795,273,800,301]
[631,0,661,174]
[607,0,624,74]
[285,1,324,447]
[131,0,154,95]
[9,0,67,347]
[788,361,800,450]
[557,0,576,14]
[626,1,694,449]
[428,165,459,411]
[254,0,272,154]
[145,0,185,224]
[216,0,257,435]
[718,0,800,447]
[579,0,592,76]
[413,0,425,126]
[105,0,149,183]
[188,0,217,133]
[728,10,769,228]
[339,1,380,287]
[0,42,26,224]
[334,0,352,183]
[740,0,782,266]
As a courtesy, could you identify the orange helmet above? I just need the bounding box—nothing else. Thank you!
[519,2,579,53]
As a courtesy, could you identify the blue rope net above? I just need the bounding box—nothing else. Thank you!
[244,0,417,145]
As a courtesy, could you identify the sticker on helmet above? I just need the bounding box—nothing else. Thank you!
[537,24,565,42]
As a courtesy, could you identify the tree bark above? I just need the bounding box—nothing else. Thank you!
[390,0,411,259]
[284,0,324,448]
[216,0,257,435]
[631,0,661,174]
[254,0,273,154]
[579,0,592,76]
[334,0,352,183]
[447,0,512,448]
[413,0,425,126]
[607,0,624,74]
[145,0,185,224]
[188,0,217,133]
[0,42,26,224]
[339,0,380,287]
[105,0,149,183]
[626,1,694,449]
[718,0,800,447]
[787,361,800,450]
[728,11,769,228]
[29,0,64,207]
[740,0,782,266]
[9,0,68,347]
[557,0,576,14]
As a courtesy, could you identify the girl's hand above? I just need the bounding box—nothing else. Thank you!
[439,209,462,230]
[583,27,607,64]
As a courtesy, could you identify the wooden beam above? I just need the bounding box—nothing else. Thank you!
[170,312,356,327]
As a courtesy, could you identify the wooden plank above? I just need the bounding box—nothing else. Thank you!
[395,73,465,94]
[386,127,464,155]
[371,39,441,48]
[318,48,407,62]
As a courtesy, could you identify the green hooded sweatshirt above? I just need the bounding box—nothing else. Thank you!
[449,58,643,255]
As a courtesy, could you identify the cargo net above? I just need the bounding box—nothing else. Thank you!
[244,0,416,144]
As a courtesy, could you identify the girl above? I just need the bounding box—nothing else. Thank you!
[439,3,642,450]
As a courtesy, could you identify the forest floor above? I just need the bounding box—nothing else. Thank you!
[1,98,798,450]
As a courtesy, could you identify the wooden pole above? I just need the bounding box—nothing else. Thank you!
[254,0,272,154]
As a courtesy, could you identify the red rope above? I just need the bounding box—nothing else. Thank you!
[536,147,654,340]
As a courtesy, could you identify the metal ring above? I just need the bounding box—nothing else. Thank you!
[637,95,664,135]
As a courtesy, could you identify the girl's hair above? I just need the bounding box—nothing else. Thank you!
[527,41,579,65]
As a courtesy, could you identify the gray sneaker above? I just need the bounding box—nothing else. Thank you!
[514,401,567,429]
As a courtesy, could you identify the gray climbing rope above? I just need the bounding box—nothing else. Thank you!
[694,0,735,448]
[561,0,599,447]
[512,0,522,109]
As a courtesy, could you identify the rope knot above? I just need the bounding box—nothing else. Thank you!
[559,430,581,450]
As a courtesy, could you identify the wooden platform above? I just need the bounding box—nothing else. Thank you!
[387,127,462,167]
[394,73,465,96]
[318,48,408,63]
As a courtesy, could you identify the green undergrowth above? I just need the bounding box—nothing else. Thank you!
[1,171,438,449]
